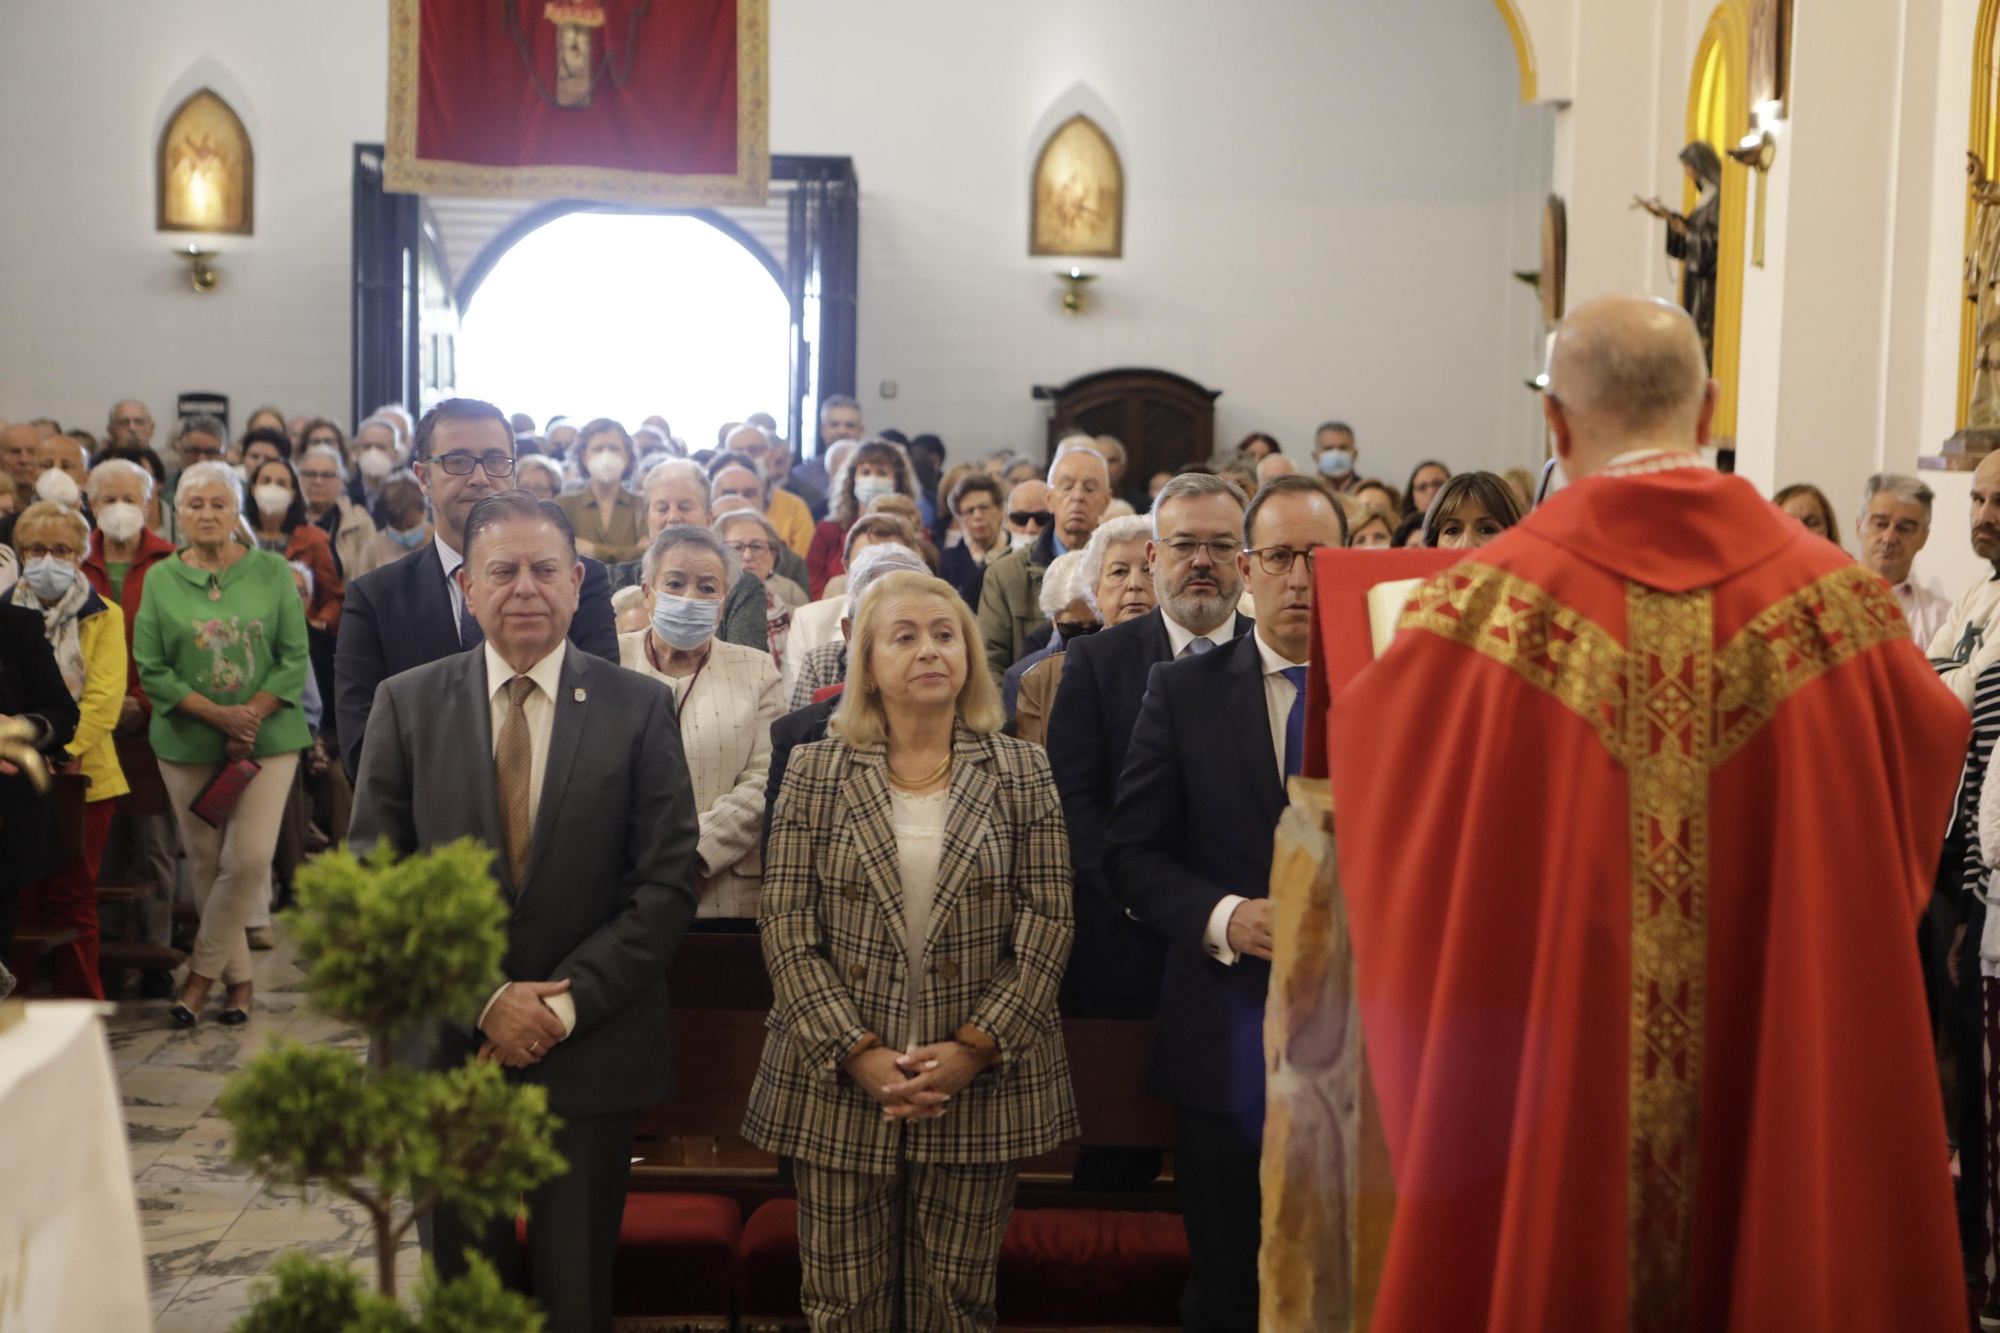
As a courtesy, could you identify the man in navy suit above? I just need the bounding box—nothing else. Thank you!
[1048,472,1253,1023]
[1107,475,1346,1333]
[335,398,618,777]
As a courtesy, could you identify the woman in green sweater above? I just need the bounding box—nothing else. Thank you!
[132,461,309,1027]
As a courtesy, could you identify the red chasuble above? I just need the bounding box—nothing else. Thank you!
[1328,460,1968,1333]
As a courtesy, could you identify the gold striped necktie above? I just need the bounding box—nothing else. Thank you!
[497,675,535,886]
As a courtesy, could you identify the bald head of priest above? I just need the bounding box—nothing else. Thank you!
[1540,293,1716,483]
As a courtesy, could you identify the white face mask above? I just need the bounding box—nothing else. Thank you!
[587,451,626,485]
[97,501,145,542]
[853,475,895,508]
[253,484,292,519]
[358,448,393,481]
[35,469,81,508]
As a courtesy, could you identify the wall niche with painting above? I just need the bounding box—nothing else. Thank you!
[1030,113,1123,259]
[158,88,254,236]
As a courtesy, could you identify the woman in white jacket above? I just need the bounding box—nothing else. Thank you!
[620,524,783,921]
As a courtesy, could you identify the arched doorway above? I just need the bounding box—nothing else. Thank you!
[455,210,791,450]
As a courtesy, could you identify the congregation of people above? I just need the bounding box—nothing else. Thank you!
[0,334,1989,1332]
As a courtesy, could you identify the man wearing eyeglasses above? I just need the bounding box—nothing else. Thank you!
[1106,473,1346,1333]
[335,398,619,778]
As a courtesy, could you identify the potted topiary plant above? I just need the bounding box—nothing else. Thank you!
[217,838,568,1332]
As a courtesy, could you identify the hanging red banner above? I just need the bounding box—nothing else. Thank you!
[385,0,768,205]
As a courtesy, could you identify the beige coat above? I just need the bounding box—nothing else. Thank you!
[619,630,782,917]
[324,496,380,581]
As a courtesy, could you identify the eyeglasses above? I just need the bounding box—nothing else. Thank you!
[1245,543,1330,575]
[1054,620,1102,638]
[1162,537,1242,563]
[18,543,80,561]
[1009,510,1053,527]
[726,540,773,557]
[298,468,342,482]
[179,444,225,461]
[424,452,515,478]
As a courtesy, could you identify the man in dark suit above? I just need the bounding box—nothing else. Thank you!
[349,491,700,1333]
[1049,473,1252,1024]
[1107,475,1346,1333]
[335,398,618,777]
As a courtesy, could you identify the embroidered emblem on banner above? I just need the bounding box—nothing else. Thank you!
[504,0,654,108]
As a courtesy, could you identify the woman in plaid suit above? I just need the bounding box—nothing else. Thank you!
[744,569,1079,1331]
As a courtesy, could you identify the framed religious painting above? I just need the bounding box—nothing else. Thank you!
[1030,114,1124,258]
[157,89,254,236]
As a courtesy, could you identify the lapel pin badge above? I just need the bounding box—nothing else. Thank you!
[573,688,587,703]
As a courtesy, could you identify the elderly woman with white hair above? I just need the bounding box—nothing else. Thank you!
[1000,549,1096,723]
[346,413,406,522]
[619,524,783,921]
[132,460,310,1026]
[1015,514,1156,747]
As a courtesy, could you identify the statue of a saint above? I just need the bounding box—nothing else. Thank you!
[1967,153,2000,431]
[1635,142,1724,368]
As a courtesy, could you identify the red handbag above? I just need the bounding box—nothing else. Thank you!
[189,758,262,828]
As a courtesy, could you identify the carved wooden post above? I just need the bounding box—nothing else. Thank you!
[1260,776,1395,1332]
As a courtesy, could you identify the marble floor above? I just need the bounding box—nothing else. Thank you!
[110,930,422,1332]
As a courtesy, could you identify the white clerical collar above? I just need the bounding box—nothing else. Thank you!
[1596,448,1707,479]
[484,639,567,702]
[1163,611,1239,659]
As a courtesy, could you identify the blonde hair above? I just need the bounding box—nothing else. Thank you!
[13,500,89,549]
[831,570,1004,744]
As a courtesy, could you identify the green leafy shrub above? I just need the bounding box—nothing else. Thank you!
[220,839,565,1330]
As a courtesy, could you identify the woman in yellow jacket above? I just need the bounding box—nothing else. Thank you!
[9,501,128,998]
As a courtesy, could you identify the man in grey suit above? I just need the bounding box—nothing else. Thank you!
[349,490,700,1333]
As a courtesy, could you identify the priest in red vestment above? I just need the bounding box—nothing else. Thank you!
[1328,295,1969,1333]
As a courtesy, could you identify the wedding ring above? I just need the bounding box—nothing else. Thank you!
[528,1039,540,1054]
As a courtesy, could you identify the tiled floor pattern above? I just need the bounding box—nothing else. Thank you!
[109,933,422,1331]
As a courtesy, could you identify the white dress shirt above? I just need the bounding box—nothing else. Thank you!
[1893,579,1950,655]
[436,532,469,642]
[1202,629,1308,967]
[1163,610,1241,660]
[477,639,576,1037]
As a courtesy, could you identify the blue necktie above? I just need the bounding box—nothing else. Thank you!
[1183,636,1213,658]
[1282,666,1308,777]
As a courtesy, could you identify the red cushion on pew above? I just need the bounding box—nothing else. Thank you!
[996,1208,1189,1328]
[737,1198,804,1318]
[514,1191,742,1317]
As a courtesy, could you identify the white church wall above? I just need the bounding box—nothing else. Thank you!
[0,0,1543,485]
[0,2,388,444]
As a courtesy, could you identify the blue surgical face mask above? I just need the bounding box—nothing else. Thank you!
[23,556,77,601]
[1317,449,1355,479]
[852,475,895,508]
[386,523,427,550]
[653,591,721,650]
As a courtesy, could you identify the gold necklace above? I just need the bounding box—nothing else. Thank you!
[886,752,952,793]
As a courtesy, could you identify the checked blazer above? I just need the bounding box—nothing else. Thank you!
[742,725,1080,1174]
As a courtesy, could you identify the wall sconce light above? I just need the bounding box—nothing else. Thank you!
[175,245,221,293]
[1727,130,1778,268]
[1056,267,1097,315]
